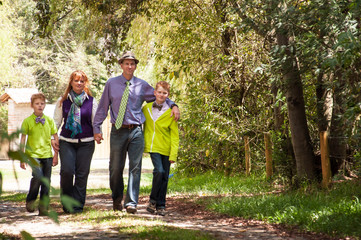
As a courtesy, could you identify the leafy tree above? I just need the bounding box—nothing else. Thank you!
[229,0,361,179]
[33,0,149,70]
[1,0,108,102]
[25,0,361,183]
[0,0,36,90]
[140,0,273,175]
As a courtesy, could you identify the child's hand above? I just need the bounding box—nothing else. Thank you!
[20,162,27,170]
[94,133,103,144]
[51,139,59,151]
[52,153,58,167]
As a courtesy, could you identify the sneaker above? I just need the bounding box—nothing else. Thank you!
[126,205,137,214]
[73,207,83,214]
[38,205,48,216]
[156,208,166,216]
[113,198,123,211]
[62,206,71,214]
[26,201,36,213]
[146,202,156,214]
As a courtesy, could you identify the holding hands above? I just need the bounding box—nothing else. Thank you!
[94,133,104,144]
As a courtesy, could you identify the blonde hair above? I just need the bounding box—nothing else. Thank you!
[60,70,92,105]
[155,81,170,93]
[31,93,46,105]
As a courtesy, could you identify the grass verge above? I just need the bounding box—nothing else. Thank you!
[2,169,360,239]
[167,172,361,239]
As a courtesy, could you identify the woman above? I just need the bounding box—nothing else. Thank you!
[54,70,98,213]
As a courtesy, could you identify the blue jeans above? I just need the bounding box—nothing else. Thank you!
[149,153,171,209]
[26,157,53,203]
[109,125,144,208]
[59,140,95,211]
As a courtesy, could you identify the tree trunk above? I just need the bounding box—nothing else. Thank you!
[316,72,333,133]
[329,71,347,175]
[271,82,284,131]
[276,33,316,180]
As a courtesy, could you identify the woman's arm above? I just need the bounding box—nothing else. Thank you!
[53,97,63,130]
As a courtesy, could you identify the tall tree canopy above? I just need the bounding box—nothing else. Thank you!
[1,0,360,184]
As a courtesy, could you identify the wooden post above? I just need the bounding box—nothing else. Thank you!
[244,136,251,176]
[264,132,273,178]
[320,131,332,188]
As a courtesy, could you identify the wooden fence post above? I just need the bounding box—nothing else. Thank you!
[264,132,273,178]
[244,136,251,176]
[320,131,332,188]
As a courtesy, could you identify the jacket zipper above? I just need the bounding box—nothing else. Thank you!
[147,108,156,151]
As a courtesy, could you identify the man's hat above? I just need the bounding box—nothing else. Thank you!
[118,51,139,64]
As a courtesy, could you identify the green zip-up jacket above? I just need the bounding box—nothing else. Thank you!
[142,102,179,161]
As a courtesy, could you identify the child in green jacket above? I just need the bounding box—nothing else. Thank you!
[142,81,179,216]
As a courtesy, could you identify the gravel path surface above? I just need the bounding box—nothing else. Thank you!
[0,159,335,239]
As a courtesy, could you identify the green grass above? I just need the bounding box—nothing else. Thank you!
[3,166,361,239]
[168,172,361,239]
[0,192,26,202]
[50,207,215,239]
[130,225,214,240]
[168,171,274,195]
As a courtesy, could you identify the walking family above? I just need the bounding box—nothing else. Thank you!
[20,51,180,217]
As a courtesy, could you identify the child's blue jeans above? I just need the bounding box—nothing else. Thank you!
[149,153,171,209]
[26,157,53,203]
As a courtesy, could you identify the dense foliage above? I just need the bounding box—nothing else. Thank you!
[146,0,361,181]
[0,0,108,102]
[1,0,360,184]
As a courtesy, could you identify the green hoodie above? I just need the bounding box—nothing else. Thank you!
[142,102,179,161]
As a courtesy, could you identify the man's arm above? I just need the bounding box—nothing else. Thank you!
[169,120,179,163]
[93,82,111,143]
[93,82,111,134]
[170,106,180,121]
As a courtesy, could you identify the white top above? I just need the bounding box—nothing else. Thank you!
[53,94,98,143]
[152,102,170,121]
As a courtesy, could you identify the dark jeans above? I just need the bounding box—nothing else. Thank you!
[59,140,95,211]
[109,125,144,208]
[26,157,53,203]
[149,153,171,209]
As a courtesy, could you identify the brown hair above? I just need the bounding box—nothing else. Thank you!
[155,81,170,93]
[59,70,92,106]
[30,93,46,105]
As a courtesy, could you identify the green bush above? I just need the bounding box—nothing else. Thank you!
[0,105,7,134]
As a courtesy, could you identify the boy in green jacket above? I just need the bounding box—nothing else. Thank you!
[142,81,179,216]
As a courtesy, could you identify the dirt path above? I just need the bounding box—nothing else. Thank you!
[0,160,336,239]
[0,193,335,240]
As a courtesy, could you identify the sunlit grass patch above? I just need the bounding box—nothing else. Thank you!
[86,172,153,196]
[0,192,26,202]
[64,209,127,226]
[123,225,215,240]
[60,208,215,239]
[87,188,111,195]
[168,171,274,195]
[201,178,361,238]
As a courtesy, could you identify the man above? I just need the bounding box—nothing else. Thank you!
[93,51,180,214]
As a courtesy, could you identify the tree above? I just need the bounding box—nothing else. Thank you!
[230,0,361,179]
[33,0,149,70]
[0,0,108,102]
[27,0,361,180]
